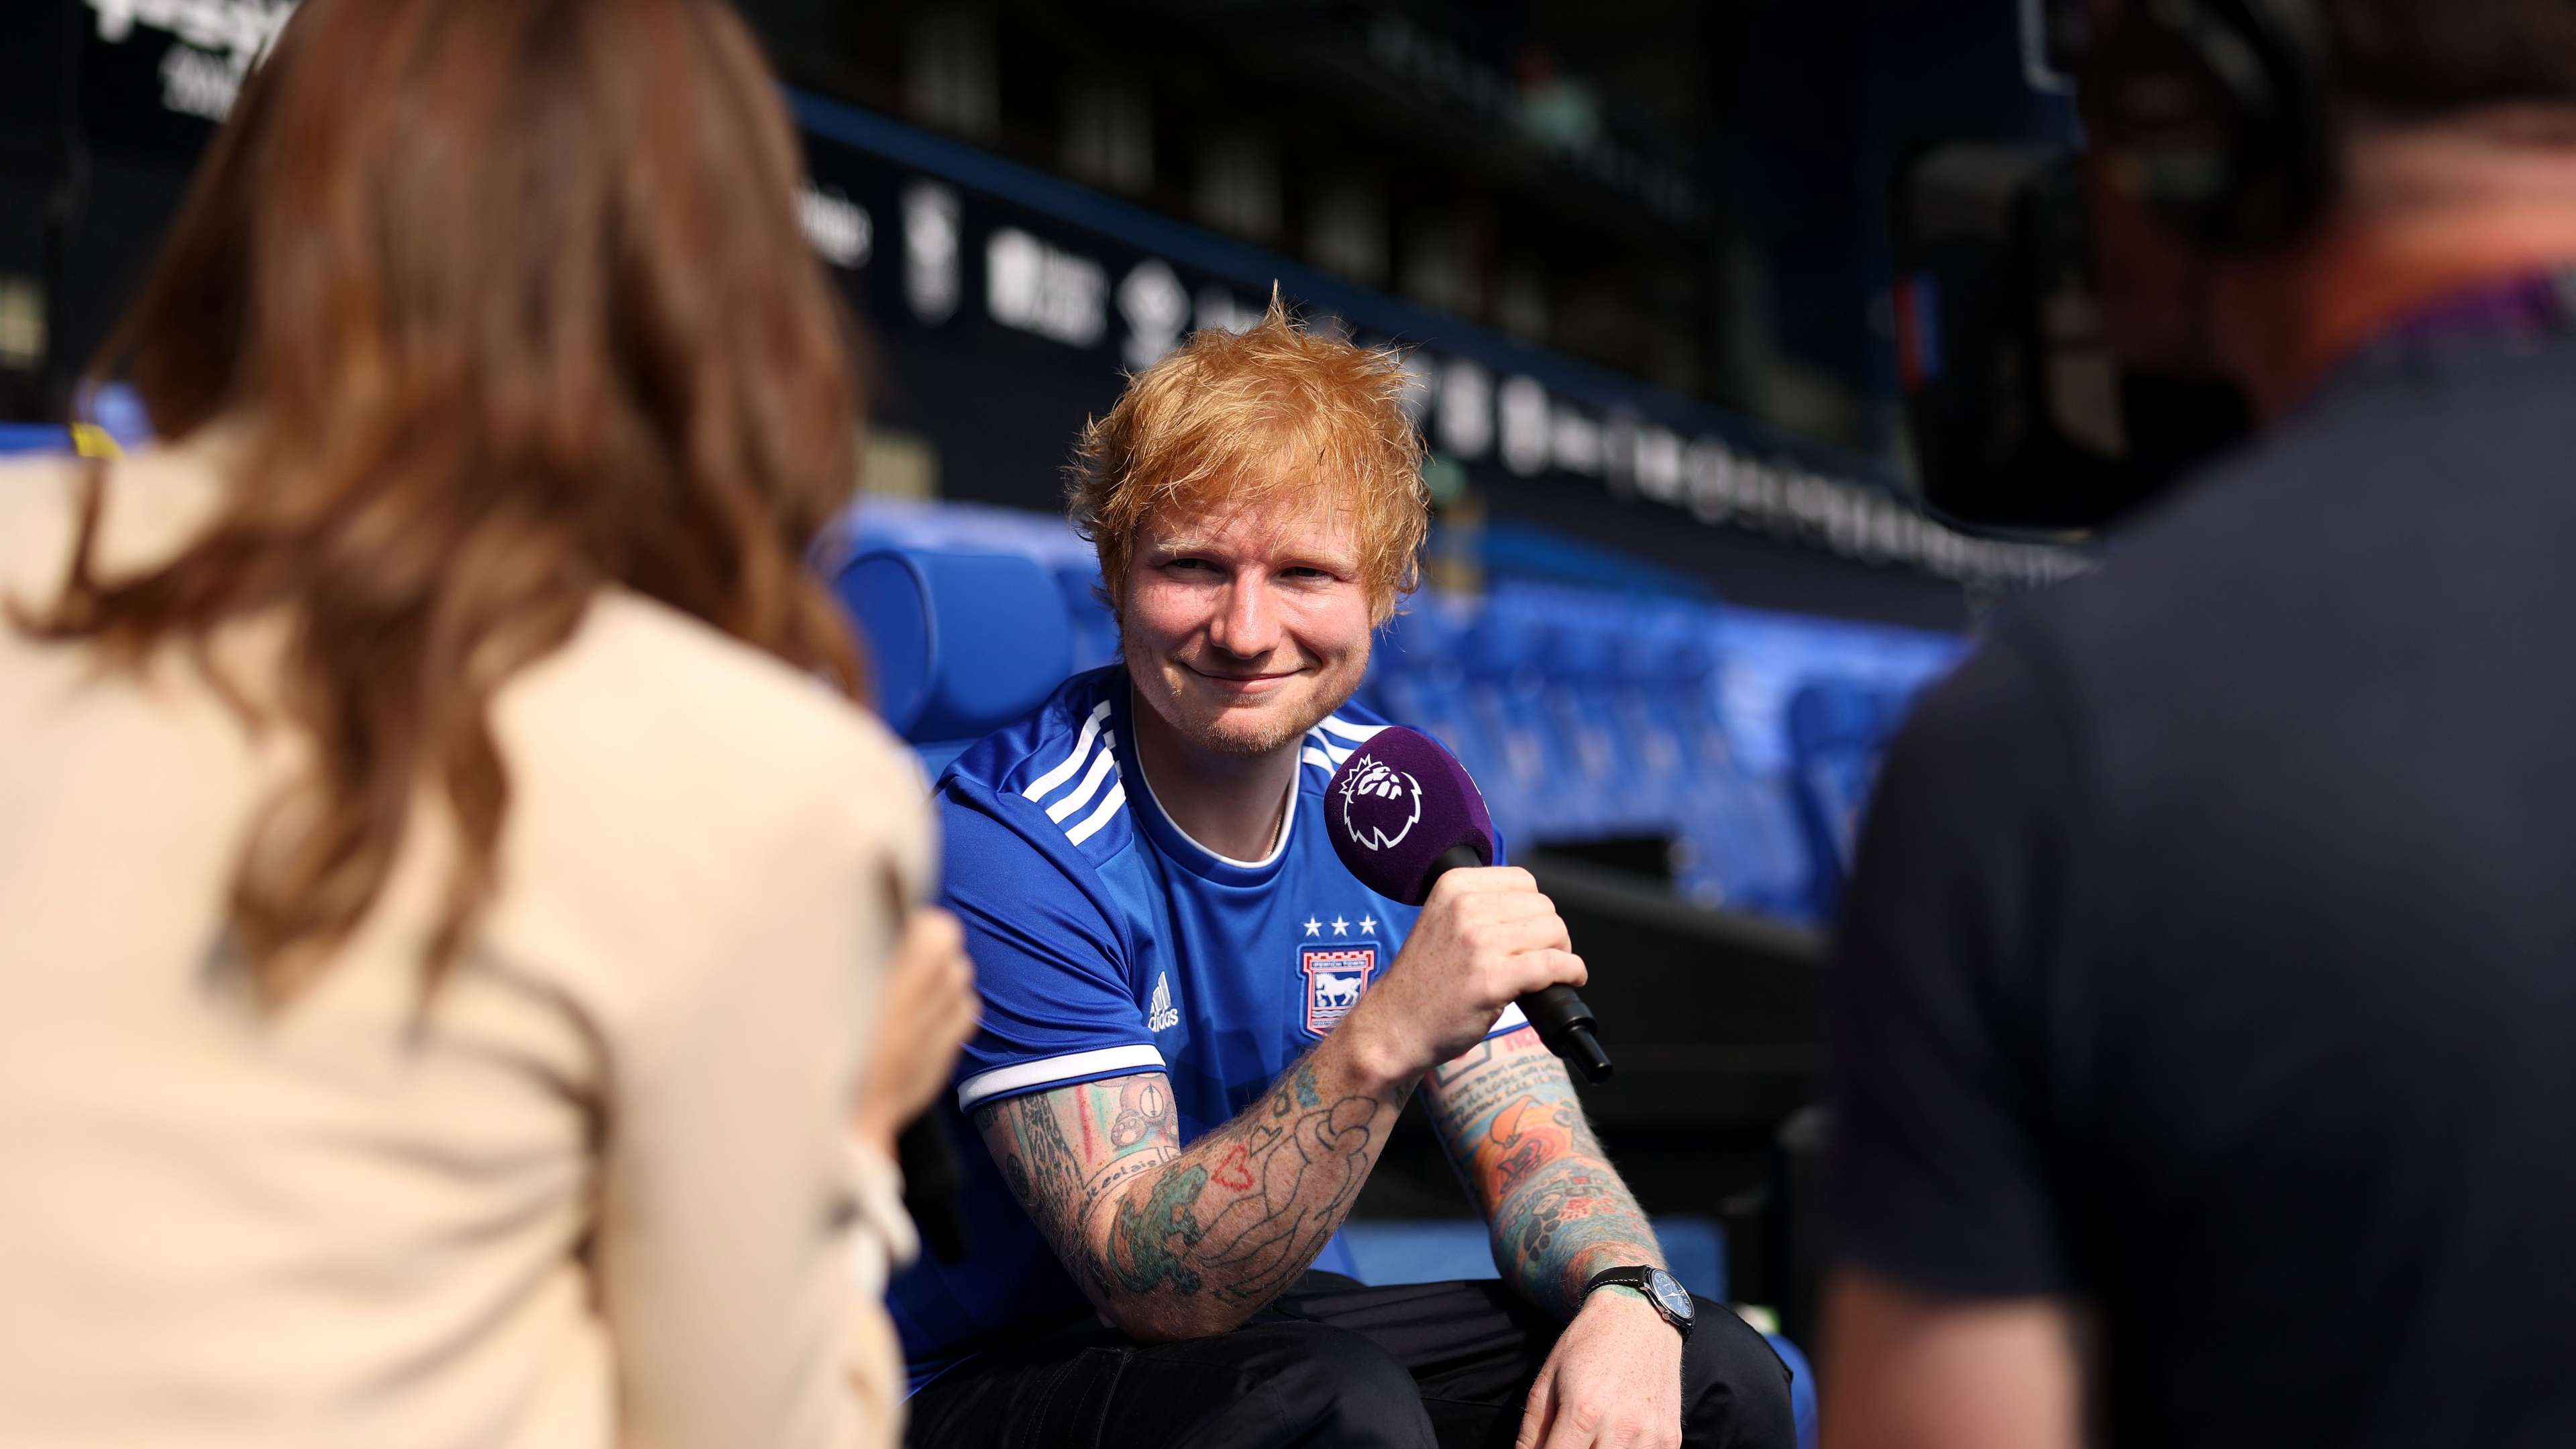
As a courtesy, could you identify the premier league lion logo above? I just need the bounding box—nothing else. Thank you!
[1336,753,1421,853]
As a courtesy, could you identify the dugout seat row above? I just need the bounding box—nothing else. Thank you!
[1357,586,1822,920]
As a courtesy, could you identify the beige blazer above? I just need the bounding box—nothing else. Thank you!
[0,437,924,1449]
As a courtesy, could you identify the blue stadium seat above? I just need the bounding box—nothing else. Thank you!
[1783,679,1916,922]
[1055,564,1121,673]
[1454,600,1582,847]
[1342,1216,1726,1303]
[1521,592,1655,839]
[830,546,1073,775]
[1371,596,1521,836]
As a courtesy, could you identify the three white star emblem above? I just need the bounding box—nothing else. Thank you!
[1303,916,1322,937]
[1331,916,1350,936]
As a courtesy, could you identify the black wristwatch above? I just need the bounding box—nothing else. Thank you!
[1582,1265,1695,1340]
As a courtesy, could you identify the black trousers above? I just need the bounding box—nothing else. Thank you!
[905,1273,1797,1449]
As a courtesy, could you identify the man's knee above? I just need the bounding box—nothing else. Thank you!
[1240,1321,1428,1437]
[1680,1296,1799,1449]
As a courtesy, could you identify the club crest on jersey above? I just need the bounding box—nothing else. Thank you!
[1336,754,1421,853]
[1298,943,1377,1036]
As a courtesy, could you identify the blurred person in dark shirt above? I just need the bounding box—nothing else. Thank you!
[0,2,971,1446]
[1825,1,2576,1445]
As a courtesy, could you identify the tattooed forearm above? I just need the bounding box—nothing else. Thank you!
[1108,1165,1208,1293]
[978,1073,1176,1300]
[1426,1027,1662,1318]
[1172,1078,1381,1309]
[975,1054,1407,1339]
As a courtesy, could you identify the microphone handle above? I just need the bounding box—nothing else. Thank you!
[1428,846,1613,1084]
[1521,983,1613,1084]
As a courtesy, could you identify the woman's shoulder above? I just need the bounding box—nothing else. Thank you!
[496,590,924,849]
[484,592,930,1006]
[0,451,85,602]
[0,437,239,605]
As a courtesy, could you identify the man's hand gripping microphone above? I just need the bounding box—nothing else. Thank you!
[1324,729,1611,1083]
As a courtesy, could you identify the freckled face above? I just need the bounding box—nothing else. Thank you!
[1120,492,1374,759]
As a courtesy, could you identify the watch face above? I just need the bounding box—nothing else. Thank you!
[1647,1269,1695,1324]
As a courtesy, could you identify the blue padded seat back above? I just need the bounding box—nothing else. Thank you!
[1055,565,1122,673]
[833,547,1073,744]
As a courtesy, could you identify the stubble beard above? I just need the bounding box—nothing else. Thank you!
[1128,647,1363,760]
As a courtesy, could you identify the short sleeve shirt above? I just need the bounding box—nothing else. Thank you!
[1828,334,2576,1446]
[888,665,1520,1387]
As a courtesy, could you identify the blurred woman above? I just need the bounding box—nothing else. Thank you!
[0,1,969,1445]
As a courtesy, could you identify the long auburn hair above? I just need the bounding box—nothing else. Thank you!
[13,0,869,1003]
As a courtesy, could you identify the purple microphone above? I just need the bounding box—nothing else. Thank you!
[1324,727,1611,1083]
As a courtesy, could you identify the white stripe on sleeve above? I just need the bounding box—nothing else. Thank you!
[1022,699,1113,804]
[956,1043,1167,1112]
[1044,733,1118,822]
[1065,781,1128,845]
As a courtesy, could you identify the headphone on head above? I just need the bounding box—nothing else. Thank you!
[2083,0,2339,250]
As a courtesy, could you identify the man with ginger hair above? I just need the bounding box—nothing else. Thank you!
[888,299,1795,1448]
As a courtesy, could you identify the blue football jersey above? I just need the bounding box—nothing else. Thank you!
[888,664,1519,1389]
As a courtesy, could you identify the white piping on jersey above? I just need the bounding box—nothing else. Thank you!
[956,1042,1166,1112]
[1022,699,1114,804]
[1301,747,1334,771]
[1044,733,1119,822]
[1317,716,1388,744]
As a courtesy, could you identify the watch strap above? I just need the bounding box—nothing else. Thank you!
[1582,1266,1654,1295]
[1581,1265,1693,1338]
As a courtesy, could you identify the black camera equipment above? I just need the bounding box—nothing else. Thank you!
[1892,1,2331,535]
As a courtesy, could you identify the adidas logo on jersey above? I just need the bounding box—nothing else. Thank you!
[1146,972,1181,1033]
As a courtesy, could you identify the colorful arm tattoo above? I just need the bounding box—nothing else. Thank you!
[1422,1026,1664,1319]
[973,1054,1407,1336]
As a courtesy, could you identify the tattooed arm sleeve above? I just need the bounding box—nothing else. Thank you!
[1421,1025,1666,1320]
[971,1046,1409,1341]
